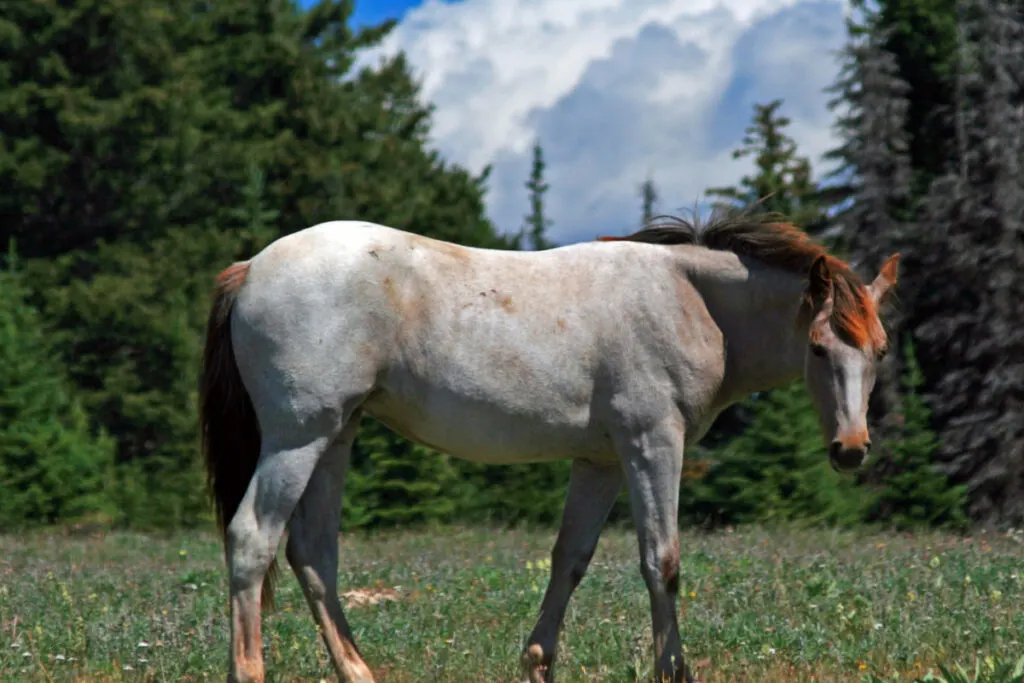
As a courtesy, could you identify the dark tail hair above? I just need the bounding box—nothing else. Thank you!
[199,261,279,610]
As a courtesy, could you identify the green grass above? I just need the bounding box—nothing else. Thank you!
[1,525,1022,682]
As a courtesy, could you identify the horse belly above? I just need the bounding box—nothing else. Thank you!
[361,387,613,465]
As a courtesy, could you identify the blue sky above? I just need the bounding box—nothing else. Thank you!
[306,0,849,244]
[298,0,421,28]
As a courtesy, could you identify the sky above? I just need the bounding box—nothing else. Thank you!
[305,0,851,245]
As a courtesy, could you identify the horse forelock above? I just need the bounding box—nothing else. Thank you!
[597,207,887,352]
[829,270,887,351]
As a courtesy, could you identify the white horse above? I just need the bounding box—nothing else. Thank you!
[199,210,899,683]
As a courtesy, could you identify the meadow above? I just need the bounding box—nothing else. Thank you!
[1,525,1022,682]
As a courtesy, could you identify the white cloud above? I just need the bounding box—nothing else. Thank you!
[359,0,849,244]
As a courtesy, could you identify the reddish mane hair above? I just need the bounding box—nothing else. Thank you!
[597,209,887,350]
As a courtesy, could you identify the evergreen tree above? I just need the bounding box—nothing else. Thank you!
[694,100,827,503]
[822,15,917,478]
[687,381,870,528]
[520,141,556,250]
[824,19,915,267]
[639,175,659,226]
[865,338,969,530]
[343,417,463,528]
[0,248,116,529]
[0,0,189,258]
[842,0,961,194]
[913,0,1024,524]
[2,0,515,528]
[707,99,824,234]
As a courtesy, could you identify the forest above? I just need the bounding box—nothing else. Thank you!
[1,0,1022,535]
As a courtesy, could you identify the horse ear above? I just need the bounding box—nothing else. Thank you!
[868,253,900,304]
[807,255,833,306]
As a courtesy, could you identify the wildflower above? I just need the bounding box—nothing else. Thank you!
[874,623,882,631]
[688,591,696,598]
[907,592,916,601]
[55,655,66,662]
[137,642,149,648]
[858,662,867,671]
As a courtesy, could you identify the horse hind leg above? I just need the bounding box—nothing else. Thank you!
[286,415,375,683]
[225,425,337,683]
[521,459,624,683]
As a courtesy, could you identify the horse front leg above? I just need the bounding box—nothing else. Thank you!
[521,459,624,683]
[616,417,692,683]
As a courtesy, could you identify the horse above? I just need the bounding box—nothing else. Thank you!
[199,208,900,683]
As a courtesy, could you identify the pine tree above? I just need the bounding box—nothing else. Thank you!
[865,338,968,530]
[706,99,824,233]
[824,18,915,268]
[0,248,116,530]
[822,15,917,480]
[687,381,870,528]
[913,0,1024,525]
[2,0,516,528]
[520,141,556,250]
[639,175,659,226]
[343,417,463,528]
[694,100,827,507]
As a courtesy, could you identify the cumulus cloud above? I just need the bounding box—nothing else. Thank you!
[359,0,849,244]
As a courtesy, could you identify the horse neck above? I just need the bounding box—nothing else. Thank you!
[679,249,810,407]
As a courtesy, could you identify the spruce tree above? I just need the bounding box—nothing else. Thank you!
[706,99,824,233]
[822,15,917,482]
[2,0,515,528]
[343,417,462,528]
[914,0,1024,524]
[639,176,659,226]
[687,381,869,528]
[0,249,116,529]
[693,99,827,517]
[521,141,556,250]
[865,339,968,530]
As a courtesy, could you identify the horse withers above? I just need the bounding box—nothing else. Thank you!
[199,210,899,683]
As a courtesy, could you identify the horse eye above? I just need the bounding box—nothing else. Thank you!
[810,343,827,358]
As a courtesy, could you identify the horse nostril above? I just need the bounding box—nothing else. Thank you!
[830,441,842,459]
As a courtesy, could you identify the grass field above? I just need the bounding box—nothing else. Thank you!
[1,525,1022,682]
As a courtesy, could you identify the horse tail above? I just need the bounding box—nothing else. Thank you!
[199,260,279,610]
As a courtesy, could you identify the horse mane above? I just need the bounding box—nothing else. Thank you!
[597,207,886,350]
